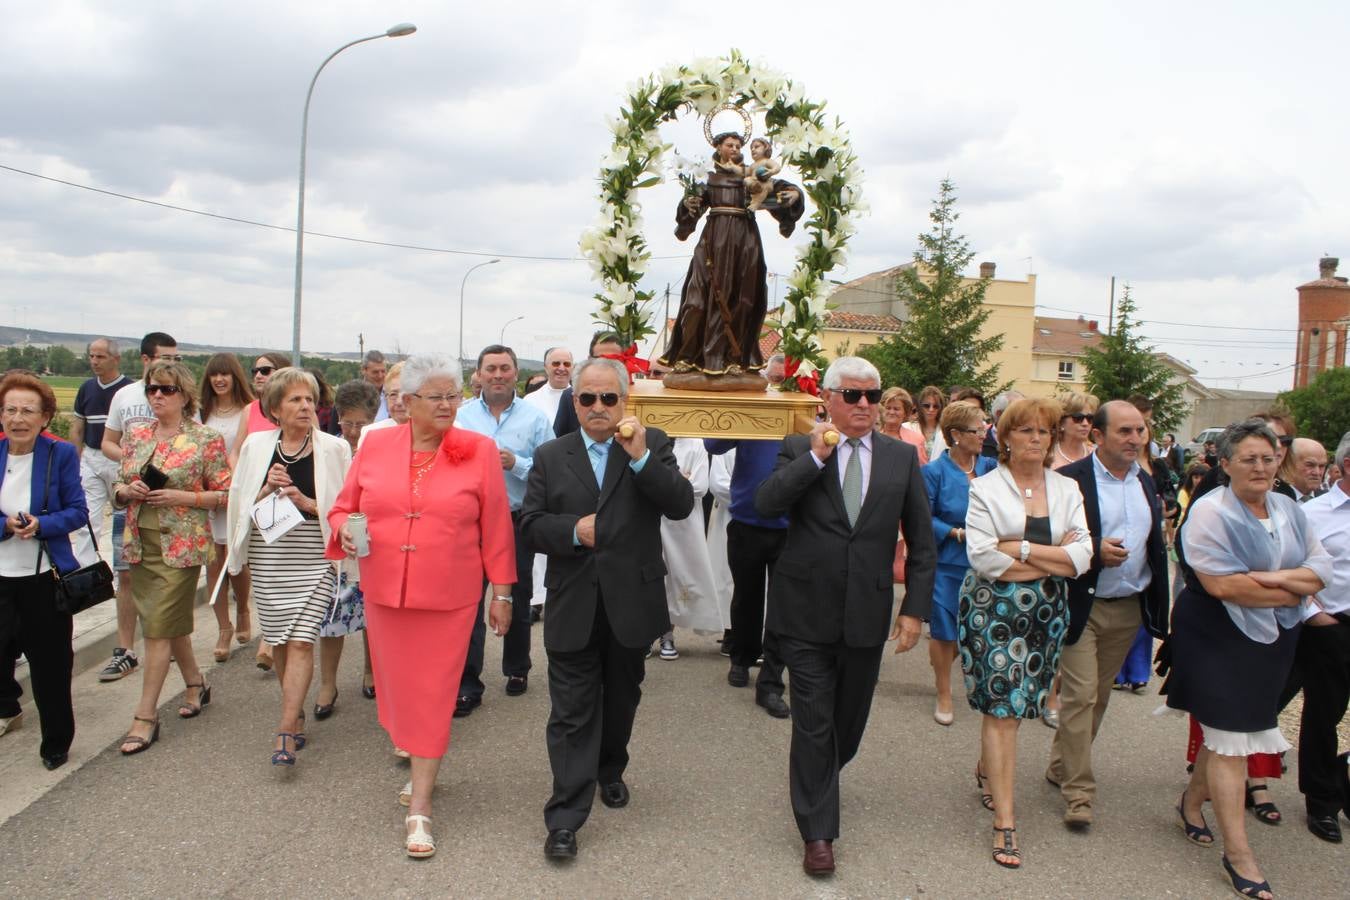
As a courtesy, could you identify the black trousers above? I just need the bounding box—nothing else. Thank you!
[0,633,22,718]
[0,574,74,759]
[1282,621,1350,816]
[779,634,884,841]
[460,513,535,698]
[543,596,646,832]
[727,520,785,695]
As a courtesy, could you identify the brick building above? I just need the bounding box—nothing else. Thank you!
[1294,256,1350,388]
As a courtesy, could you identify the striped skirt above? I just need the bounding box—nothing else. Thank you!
[249,520,336,646]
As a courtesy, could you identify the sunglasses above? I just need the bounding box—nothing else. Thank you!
[252,365,276,376]
[1064,413,1092,424]
[837,389,882,405]
[145,384,182,396]
[577,392,620,408]
[920,402,941,409]
[1277,435,1293,447]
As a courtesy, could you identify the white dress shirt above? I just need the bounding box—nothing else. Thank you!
[1301,481,1350,618]
[810,430,873,503]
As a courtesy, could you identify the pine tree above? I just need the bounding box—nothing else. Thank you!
[1081,284,1186,432]
[860,179,1007,395]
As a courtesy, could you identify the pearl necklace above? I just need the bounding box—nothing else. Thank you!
[276,432,311,464]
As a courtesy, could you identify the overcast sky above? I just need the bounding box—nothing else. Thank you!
[2,1,1342,392]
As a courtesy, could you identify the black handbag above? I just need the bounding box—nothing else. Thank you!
[33,448,116,615]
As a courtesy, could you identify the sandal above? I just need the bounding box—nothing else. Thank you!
[992,826,1021,869]
[398,780,413,807]
[975,764,994,811]
[214,625,234,662]
[119,716,160,756]
[1245,783,1281,826]
[236,608,252,644]
[272,732,297,766]
[178,682,212,719]
[294,710,307,750]
[406,814,435,859]
[1178,790,1215,846]
[1221,854,1273,899]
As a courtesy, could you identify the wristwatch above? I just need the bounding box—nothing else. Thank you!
[1019,540,1031,562]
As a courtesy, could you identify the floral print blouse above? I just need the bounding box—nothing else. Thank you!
[116,419,231,568]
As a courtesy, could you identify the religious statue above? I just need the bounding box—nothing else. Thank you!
[658,109,805,392]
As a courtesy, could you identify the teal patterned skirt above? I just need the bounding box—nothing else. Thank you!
[957,570,1068,720]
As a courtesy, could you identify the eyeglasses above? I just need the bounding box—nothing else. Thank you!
[1232,455,1277,468]
[145,384,182,396]
[2,406,42,418]
[920,402,941,409]
[252,365,276,376]
[838,389,882,405]
[955,427,984,436]
[577,392,620,408]
[338,419,370,431]
[406,393,458,406]
[550,361,573,368]
[1064,413,1092,424]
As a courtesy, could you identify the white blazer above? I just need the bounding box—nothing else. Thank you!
[223,428,352,576]
[965,465,1093,580]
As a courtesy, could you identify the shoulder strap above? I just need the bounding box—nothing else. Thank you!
[33,443,100,577]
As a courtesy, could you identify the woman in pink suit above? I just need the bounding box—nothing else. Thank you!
[327,354,515,859]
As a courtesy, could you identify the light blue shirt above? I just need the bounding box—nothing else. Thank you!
[1092,452,1152,598]
[455,394,553,510]
[572,430,650,544]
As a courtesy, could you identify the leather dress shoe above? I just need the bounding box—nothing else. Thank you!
[599,780,630,808]
[453,694,482,718]
[544,828,578,859]
[727,664,749,687]
[41,752,68,771]
[756,692,790,719]
[505,675,528,696]
[1307,812,1343,843]
[802,839,835,876]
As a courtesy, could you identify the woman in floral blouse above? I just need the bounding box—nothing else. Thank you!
[112,361,231,755]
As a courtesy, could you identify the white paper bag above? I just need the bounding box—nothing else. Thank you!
[250,490,303,544]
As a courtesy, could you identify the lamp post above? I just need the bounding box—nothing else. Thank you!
[291,23,417,365]
[499,315,525,345]
[458,258,501,370]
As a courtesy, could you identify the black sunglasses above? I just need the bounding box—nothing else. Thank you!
[838,388,882,405]
[252,365,276,376]
[1278,435,1293,447]
[1065,413,1092,424]
[145,384,182,396]
[577,392,620,408]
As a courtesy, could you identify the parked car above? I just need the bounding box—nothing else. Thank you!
[1185,426,1225,457]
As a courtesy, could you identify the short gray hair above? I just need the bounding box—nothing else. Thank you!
[87,337,118,356]
[822,356,880,390]
[1217,419,1278,460]
[572,357,629,397]
[261,367,319,423]
[992,391,1024,419]
[1335,432,1350,470]
[362,350,386,367]
[400,354,463,396]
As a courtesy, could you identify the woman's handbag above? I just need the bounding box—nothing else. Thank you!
[34,449,116,615]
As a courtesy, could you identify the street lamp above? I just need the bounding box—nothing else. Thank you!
[499,315,525,345]
[458,258,501,369]
[291,23,417,365]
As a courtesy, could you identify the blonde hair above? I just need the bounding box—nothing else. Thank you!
[997,397,1063,467]
[939,401,987,447]
[1060,392,1099,419]
[880,386,915,417]
[261,367,319,424]
[144,361,199,417]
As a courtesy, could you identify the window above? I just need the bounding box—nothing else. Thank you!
[1057,360,1075,380]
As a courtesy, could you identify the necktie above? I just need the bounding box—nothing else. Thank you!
[588,441,607,488]
[843,437,863,527]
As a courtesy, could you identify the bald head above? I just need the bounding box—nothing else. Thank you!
[1289,437,1327,495]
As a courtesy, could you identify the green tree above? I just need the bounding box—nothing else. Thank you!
[1080,284,1186,432]
[1280,367,1350,450]
[860,179,1007,395]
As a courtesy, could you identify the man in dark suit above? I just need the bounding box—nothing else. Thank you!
[755,356,937,876]
[521,357,695,861]
[1046,400,1169,829]
[551,332,625,437]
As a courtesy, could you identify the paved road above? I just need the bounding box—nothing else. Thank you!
[0,601,1344,898]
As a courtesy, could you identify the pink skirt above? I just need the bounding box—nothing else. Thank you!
[364,601,477,758]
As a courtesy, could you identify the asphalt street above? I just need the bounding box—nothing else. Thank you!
[0,600,1344,899]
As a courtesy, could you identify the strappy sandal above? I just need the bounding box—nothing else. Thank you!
[975,764,994,811]
[236,609,252,644]
[1222,854,1273,899]
[119,716,160,756]
[294,710,307,750]
[1178,790,1215,846]
[178,682,212,719]
[272,733,297,766]
[214,626,234,662]
[1245,783,1282,826]
[992,826,1021,869]
[398,781,413,807]
[406,814,435,859]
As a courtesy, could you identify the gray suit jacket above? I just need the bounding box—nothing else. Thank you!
[755,432,937,648]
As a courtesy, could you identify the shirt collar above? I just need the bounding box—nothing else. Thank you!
[580,430,612,452]
[1328,482,1350,508]
[1091,450,1139,483]
[469,394,518,417]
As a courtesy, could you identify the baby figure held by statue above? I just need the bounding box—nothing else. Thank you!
[743,137,782,212]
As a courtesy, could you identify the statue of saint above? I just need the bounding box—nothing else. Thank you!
[659,116,805,392]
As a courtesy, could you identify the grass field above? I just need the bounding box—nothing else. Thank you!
[43,375,84,414]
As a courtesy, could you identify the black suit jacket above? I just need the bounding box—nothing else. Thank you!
[1059,454,1170,645]
[520,428,694,652]
[754,432,937,648]
[552,387,579,437]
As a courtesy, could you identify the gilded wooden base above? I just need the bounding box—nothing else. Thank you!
[627,380,821,439]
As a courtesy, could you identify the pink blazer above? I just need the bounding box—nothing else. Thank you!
[887,426,929,466]
[325,423,516,611]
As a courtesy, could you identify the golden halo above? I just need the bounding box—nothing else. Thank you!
[703,104,753,147]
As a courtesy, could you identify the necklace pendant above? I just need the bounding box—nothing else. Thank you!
[1024,487,1033,499]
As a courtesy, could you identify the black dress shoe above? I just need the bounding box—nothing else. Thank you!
[756,693,790,719]
[1308,812,1343,843]
[453,694,481,718]
[530,605,543,624]
[727,664,749,687]
[599,780,630,808]
[313,689,338,720]
[803,839,835,876]
[361,683,376,700]
[506,675,528,696]
[41,753,68,771]
[544,828,577,859]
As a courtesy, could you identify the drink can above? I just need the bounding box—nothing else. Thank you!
[346,512,371,558]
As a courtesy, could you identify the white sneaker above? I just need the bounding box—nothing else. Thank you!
[659,637,679,660]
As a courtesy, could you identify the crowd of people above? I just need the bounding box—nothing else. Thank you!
[0,329,1346,897]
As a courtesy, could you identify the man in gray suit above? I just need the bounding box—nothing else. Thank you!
[521,357,695,861]
[756,356,937,876]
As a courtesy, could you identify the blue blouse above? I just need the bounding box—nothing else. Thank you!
[922,450,997,568]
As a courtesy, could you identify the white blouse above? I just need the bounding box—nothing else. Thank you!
[964,465,1094,580]
[0,453,46,577]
